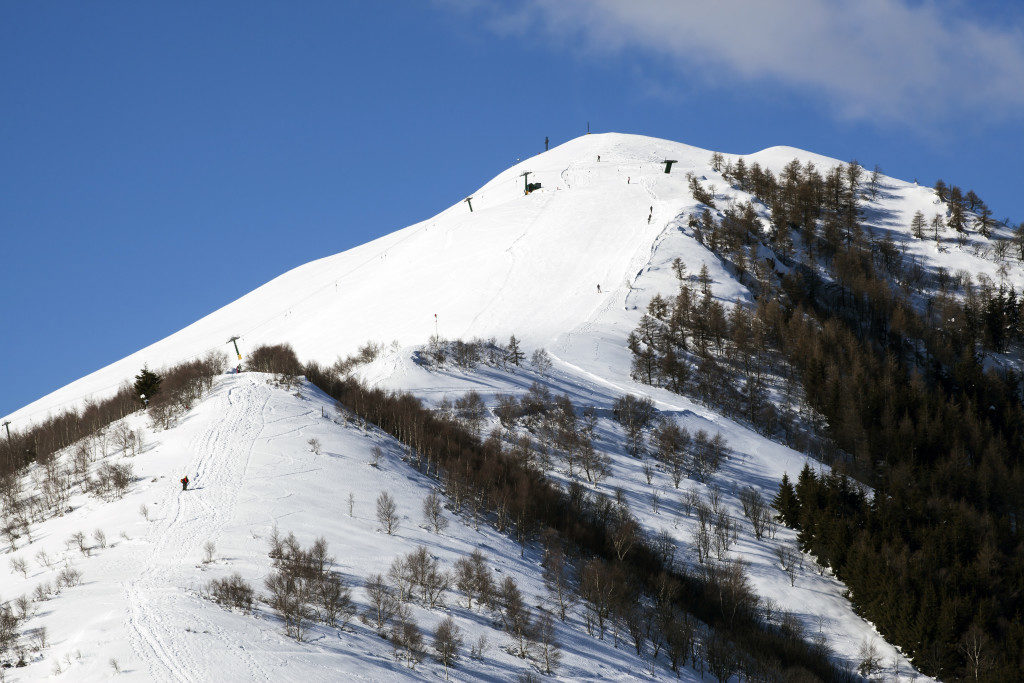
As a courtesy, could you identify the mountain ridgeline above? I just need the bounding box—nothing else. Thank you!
[4,133,1021,680]
[629,156,1024,679]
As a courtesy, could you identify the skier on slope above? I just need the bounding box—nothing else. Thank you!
[181,475,189,491]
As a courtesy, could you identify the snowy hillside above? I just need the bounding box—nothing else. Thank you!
[4,373,674,681]
[7,133,1014,427]
[5,131,1001,680]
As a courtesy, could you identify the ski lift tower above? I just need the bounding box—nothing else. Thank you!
[520,170,532,196]
[227,336,242,361]
[663,159,678,174]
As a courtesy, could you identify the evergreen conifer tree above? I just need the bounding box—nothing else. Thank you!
[773,473,800,527]
[133,367,162,405]
[910,211,926,239]
[506,335,525,367]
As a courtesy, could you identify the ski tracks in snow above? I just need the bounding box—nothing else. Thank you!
[124,377,271,682]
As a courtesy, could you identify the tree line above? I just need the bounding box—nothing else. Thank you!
[631,154,1024,679]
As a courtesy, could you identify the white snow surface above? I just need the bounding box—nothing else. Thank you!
[1,131,981,680]
[8,373,678,681]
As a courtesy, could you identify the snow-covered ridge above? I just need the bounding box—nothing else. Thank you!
[6,132,867,427]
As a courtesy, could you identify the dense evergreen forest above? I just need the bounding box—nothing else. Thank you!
[629,156,1024,680]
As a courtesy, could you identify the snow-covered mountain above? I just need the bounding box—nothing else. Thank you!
[6,132,997,680]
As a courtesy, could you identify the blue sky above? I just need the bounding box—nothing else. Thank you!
[2,0,1023,418]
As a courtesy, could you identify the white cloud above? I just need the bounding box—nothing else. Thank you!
[454,0,1024,122]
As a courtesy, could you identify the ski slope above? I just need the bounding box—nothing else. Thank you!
[7,132,1015,428]
[5,373,673,681]
[5,131,1003,679]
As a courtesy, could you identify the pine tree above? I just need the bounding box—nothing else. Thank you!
[948,186,967,232]
[868,164,882,199]
[975,206,995,238]
[506,335,525,367]
[1014,223,1024,261]
[931,213,945,242]
[910,211,926,239]
[773,473,800,527]
[133,367,162,406]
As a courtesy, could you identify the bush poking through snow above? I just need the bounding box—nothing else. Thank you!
[264,569,315,641]
[206,573,255,614]
[9,557,27,579]
[56,565,82,589]
[263,534,356,640]
[13,595,31,620]
[331,341,382,375]
[469,633,488,660]
[246,343,302,376]
[30,626,46,652]
[32,583,49,603]
[34,550,51,571]
[68,531,89,556]
[857,638,882,678]
[92,461,133,499]
[530,348,552,375]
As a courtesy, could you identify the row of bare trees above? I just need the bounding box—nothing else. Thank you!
[420,335,546,375]
[284,346,847,680]
[1,353,225,558]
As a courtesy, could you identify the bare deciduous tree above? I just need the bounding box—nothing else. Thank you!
[536,610,562,674]
[363,572,397,632]
[421,492,448,534]
[376,492,398,535]
[202,541,216,564]
[9,557,27,578]
[433,616,462,679]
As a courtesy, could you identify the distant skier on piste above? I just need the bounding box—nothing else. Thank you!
[181,475,189,491]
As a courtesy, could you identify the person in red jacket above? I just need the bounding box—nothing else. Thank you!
[181,475,189,491]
